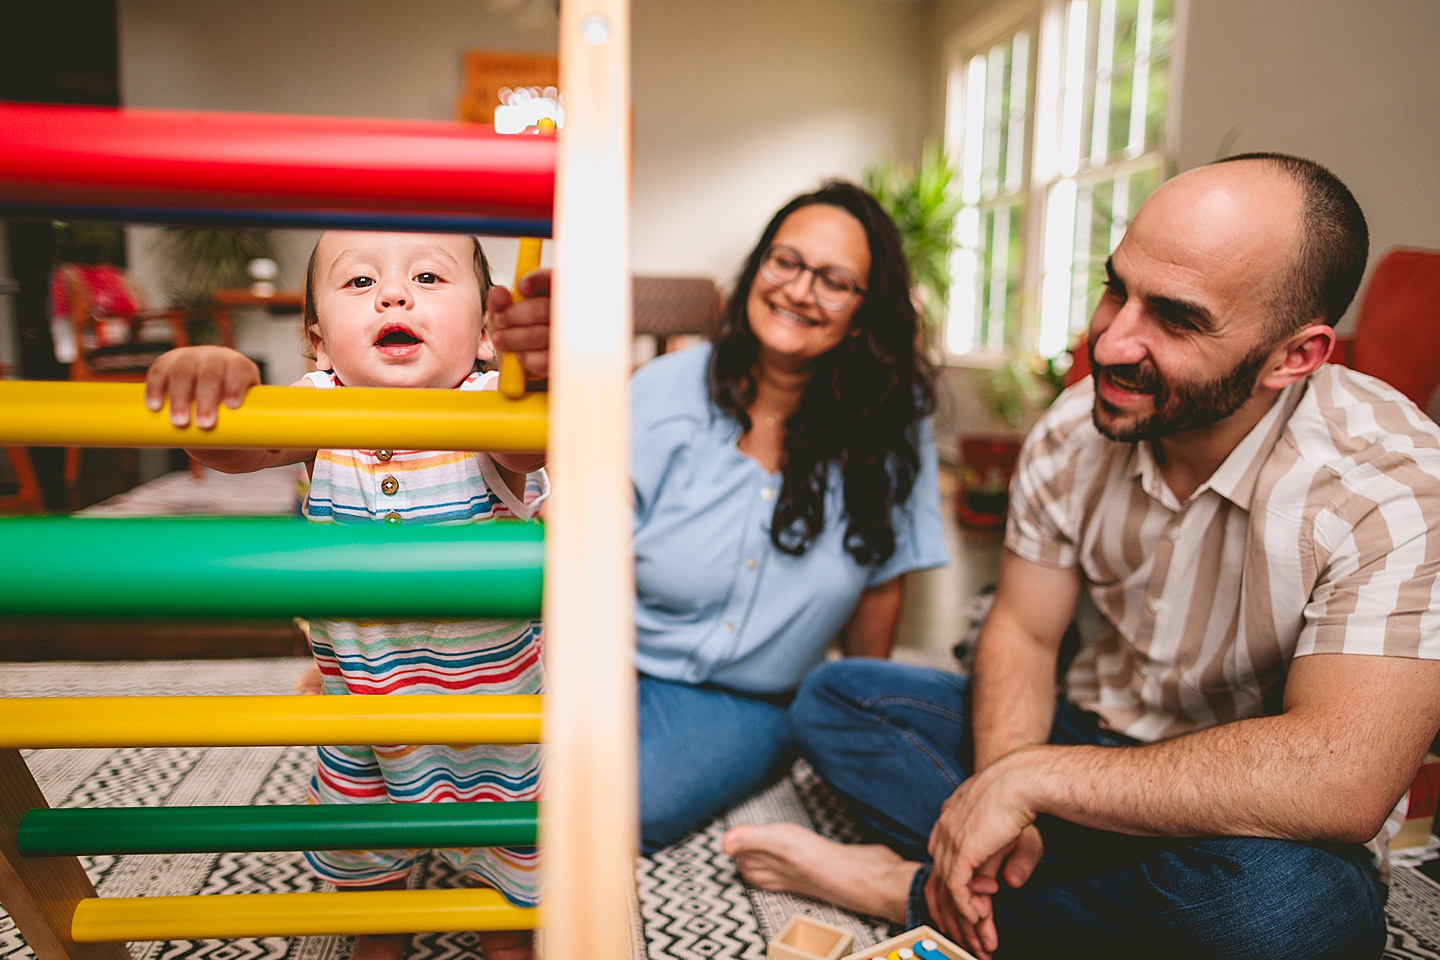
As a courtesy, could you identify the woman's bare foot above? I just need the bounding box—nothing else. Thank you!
[479,929,533,960]
[722,823,916,924]
[349,934,409,960]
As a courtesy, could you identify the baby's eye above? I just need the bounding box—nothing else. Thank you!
[347,276,374,289]
[415,272,440,284]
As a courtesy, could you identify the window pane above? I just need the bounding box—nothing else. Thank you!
[1150,0,1175,51]
[979,209,997,348]
[1004,202,1027,349]
[947,27,1033,354]
[1144,55,1170,152]
[1108,67,1134,160]
[1112,0,1140,68]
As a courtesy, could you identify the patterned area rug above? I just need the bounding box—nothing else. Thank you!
[2,659,1439,960]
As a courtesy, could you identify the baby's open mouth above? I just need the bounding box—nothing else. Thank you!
[376,326,420,347]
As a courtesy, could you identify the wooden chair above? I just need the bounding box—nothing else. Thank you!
[0,446,45,514]
[632,275,723,356]
[53,263,197,487]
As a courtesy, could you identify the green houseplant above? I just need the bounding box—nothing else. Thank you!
[862,141,962,335]
[154,227,275,344]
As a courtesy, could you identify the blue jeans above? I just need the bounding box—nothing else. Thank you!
[791,659,1387,960]
[639,675,795,853]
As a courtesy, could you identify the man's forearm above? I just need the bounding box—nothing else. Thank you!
[970,619,1060,772]
[1003,711,1405,844]
[987,653,1440,845]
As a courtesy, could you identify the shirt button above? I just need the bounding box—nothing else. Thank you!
[1167,527,1182,542]
[381,475,399,496]
[384,511,402,524]
[1148,598,1166,614]
[744,557,757,569]
[723,621,735,632]
[761,487,775,501]
[376,450,393,462]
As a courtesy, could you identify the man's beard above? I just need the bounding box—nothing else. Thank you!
[1090,339,1273,443]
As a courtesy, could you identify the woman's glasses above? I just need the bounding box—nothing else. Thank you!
[759,245,867,311]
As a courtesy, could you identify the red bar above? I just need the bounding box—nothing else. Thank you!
[0,102,554,220]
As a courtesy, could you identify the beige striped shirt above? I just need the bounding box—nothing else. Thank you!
[1008,364,1440,745]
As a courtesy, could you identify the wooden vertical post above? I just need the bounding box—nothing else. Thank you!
[0,750,128,960]
[542,0,635,959]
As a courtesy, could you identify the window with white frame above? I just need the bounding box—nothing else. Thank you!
[946,0,1177,358]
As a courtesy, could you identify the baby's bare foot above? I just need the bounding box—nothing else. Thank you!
[722,823,916,924]
[349,933,409,960]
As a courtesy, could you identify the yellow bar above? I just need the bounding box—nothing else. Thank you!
[0,381,548,452]
[72,889,536,942]
[0,696,542,749]
[500,236,546,399]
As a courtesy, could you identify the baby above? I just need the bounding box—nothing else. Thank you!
[146,231,546,960]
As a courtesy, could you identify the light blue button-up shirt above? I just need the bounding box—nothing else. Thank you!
[632,344,950,694]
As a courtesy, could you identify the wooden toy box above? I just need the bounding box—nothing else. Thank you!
[840,925,978,960]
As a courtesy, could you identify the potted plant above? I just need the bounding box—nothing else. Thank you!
[862,141,961,337]
[957,353,1069,530]
[155,226,275,342]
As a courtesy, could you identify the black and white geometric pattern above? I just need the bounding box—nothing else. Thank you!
[4,659,1440,960]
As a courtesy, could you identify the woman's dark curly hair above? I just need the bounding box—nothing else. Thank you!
[709,180,936,565]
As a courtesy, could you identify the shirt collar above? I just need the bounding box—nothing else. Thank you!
[1127,378,1307,511]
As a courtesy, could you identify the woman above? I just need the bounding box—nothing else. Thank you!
[493,180,948,850]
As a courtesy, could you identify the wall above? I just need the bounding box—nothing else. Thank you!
[116,0,930,384]
[631,0,929,281]
[1175,0,1440,334]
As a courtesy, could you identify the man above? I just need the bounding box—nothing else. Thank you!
[723,154,1440,960]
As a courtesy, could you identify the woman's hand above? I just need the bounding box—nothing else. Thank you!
[145,346,261,428]
[488,268,552,381]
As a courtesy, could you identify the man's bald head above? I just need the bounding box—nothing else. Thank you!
[1206,153,1368,336]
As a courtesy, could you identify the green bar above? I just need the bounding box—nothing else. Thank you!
[0,517,543,618]
[18,802,538,856]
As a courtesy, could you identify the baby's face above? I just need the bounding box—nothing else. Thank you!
[310,231,487,389]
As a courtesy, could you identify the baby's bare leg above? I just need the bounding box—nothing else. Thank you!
[479,929,533,960]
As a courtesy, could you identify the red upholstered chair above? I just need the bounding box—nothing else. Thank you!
[52,263,198,487]
[1336,247,1440,408]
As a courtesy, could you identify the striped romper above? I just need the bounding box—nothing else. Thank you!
[301,369,547,906]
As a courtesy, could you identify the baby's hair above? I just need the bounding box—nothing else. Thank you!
[300,234,493,360]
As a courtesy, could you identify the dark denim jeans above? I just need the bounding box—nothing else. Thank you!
[639,674,795,853]
[791,659,1387,960]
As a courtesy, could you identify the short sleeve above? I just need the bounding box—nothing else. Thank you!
[866,416,951,586]
[1004,385,1092,569]
[1297,453,1440,660]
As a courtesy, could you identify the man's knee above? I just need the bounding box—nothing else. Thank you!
[998,836,1385,960]
[791,659,967,747]
[1148,839,1385,960]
